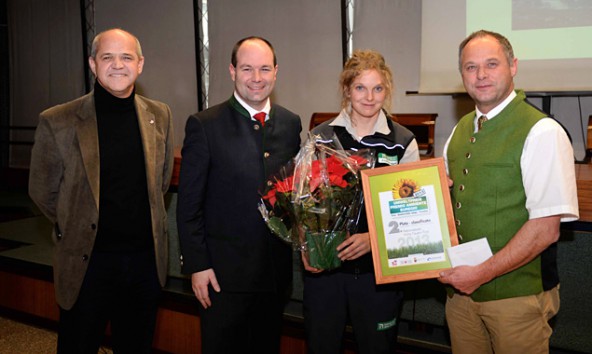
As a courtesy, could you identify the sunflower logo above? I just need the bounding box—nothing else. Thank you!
[392,179,419,199]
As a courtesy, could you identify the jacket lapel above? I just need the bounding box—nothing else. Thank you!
[74,93,156,211]
[75,93,100,211]
[135,96,156,194]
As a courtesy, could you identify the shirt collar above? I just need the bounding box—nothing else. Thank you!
[233,91,271,121]
[329,108,391,141]
[475,90,516,120]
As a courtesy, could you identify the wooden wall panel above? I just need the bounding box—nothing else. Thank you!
[0,270,59,321]
[152,307,200,354]
[0,269,320,353]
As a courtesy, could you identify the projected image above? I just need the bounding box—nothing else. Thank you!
[420,0,592,92]
[512,0,592,30]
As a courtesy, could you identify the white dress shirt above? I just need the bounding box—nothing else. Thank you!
[443,90,579,222]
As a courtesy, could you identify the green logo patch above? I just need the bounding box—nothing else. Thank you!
[377,317,397,331]
[378,152,399,166]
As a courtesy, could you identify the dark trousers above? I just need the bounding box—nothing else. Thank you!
[304,271,403,354]
[57,248,162,354]
[198,289,287,354]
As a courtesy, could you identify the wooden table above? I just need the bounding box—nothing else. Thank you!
[576,163,592,223]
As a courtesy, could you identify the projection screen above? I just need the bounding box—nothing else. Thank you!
[420,0,592,93]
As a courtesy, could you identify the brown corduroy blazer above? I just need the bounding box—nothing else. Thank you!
[29,91,174,310]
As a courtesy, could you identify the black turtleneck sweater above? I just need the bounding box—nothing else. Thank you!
[93,81,153,252]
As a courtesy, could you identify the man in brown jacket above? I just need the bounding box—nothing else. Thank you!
[29,28,174,353]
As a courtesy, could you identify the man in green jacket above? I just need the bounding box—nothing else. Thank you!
[439,30,578,354]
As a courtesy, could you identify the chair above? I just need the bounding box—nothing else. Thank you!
[309,112,438,159]
[309,112,340,130]
[391,113,438,158]
[585,115,592,163]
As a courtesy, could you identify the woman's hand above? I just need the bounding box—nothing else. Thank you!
[337,232,371,261]
[301,251,323,273]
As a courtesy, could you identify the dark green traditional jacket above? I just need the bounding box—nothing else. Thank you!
[447,90,549,301]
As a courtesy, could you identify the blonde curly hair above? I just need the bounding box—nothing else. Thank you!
[339,50,394,113]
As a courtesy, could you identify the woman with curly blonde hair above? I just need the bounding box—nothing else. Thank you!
[303,50,419,354]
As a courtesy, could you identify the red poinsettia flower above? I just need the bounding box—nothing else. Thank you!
[325,155,350,178]
[260,141,373,243]
[262,187,278,207]
[259,140,375,271]
[276,176,294,193]
[262,175,295,207]
[349,155,368,168]
[306,155,353,193]
[328,173,347,188]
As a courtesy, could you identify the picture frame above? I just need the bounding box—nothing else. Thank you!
[361,157,459,284]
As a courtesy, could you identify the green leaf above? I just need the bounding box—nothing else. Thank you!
[267,216,291,242]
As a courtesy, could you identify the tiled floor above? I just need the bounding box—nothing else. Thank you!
[0,315,113,354]
[0,315,58,354]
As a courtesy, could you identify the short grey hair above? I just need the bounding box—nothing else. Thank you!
[458,30,514,72]
[90,28,143,58]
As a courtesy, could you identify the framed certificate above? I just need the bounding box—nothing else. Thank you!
[361,158,458,284]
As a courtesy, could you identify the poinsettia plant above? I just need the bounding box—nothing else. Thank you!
[259,134,374,270]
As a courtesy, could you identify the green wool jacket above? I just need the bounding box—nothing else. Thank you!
[447,90,547,301]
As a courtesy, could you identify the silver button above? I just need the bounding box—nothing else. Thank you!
[463,169,469,175]
[254,125,260,131]
[456,202,462,209]
[466,153,471,159]
[459,185,465,191]
[264,152,270,158]
[470,137,476,143]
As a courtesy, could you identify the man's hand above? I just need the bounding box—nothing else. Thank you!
[438,265,493,295]
[337,232,371,261]
[439,216,561,295]
[191,269,220,309]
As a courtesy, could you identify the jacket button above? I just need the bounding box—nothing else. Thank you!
[254,124,260,131]
[465,152,471,159]
[459,184,465,191]
[455,202,462,209]
[463,168,469,175]
[82,254,89,261]
[470,137,476,143]
[458,234,463,241]
[264,152,270,158]
[456,219,461,226]
[267,180,273,187]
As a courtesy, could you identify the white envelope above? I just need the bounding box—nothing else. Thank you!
[447,237,493,267]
